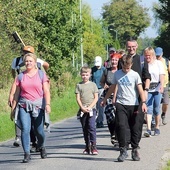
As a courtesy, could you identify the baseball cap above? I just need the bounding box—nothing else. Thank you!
[23,45,35,53]
[94,56,102,66]
[109,47,116,52]
[155,47,163,56]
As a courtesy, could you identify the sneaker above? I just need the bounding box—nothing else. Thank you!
[161,115,167,125]
[117,147,128,162]
[91,145,98,155]
[144,130,151,137]
[13,137,20,147]
[154,128,160,136]
[83,147,90,154]
[40,147,47,159]
[132,148,140,161]
[22,153,31,163]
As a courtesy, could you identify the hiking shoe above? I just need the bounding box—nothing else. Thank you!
[144,130,151,137]
[154,128,160,136]
[40,147,47,159]
[91,145,98,155]
[161,115,167,125]
[132,148,140,161]
[117,147,128,162]
[13,137,20,147]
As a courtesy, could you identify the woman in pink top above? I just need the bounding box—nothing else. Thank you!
[11,53,50,163]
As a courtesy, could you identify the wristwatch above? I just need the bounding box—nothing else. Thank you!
[144,88,149,92]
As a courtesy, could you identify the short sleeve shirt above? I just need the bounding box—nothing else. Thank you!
[75,81,98,108]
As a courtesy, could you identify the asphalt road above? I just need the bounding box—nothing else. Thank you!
[0,107,170,170]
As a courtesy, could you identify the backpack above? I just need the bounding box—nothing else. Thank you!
[18,69,44,82]
[15,56,41,74]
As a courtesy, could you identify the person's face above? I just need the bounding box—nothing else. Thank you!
[126,41,138,55]
[109,50,115,58]
[81,72,91,83]
[121,64,132,73]
[24,56,36,70]
[144,52,153,63]
[111,57,119,67]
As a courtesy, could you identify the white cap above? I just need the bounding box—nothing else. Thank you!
[94,56,102,66]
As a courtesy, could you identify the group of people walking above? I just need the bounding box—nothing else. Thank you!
[8,38,169,163]
[76,37,170,162]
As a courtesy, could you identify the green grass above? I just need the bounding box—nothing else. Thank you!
[0,80,79,142]
[162,161,170,170]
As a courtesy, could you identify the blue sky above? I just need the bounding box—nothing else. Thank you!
[82,0,159,38]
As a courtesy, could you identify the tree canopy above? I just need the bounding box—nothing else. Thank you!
[102,0,150,45]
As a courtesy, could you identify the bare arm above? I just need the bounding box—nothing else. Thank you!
[43,61,49,71]
[43,81,51,114]
[137,84,147,113]
[11,85,20,120]
[101,84,116,106]
[159,74,165,93]
[8,79,17,107]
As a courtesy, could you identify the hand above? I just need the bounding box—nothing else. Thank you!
[142,103,147,113]
[100,100,106,107]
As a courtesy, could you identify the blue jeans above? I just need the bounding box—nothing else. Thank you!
[147,92,162,116]
[19,107,45,154]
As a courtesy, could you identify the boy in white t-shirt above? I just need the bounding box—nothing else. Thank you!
[101,54,147,162]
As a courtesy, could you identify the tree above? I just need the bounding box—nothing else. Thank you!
[102,0,150,46]
[153,0,170,57]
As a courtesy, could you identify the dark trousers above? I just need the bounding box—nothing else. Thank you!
[116,103,142,149]
[80,109,97,146]
[125,103,144,145]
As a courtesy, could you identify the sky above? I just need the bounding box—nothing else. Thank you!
[82,0,159,38]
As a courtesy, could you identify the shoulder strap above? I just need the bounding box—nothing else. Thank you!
[18,70,44,82]
[16,57,21,67]
[37,62,42,70]
[38,69,44,82]
[16,57,21,74]
[140,55,144,71]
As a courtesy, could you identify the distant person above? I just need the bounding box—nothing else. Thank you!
[104,47,116,68]
[155,47,170,125]
[75,66,98,155]
[100,53,121,145]
[91,56,105,128]
[143,47,165,137]
[101,54,147,162]
[10,53,50,163]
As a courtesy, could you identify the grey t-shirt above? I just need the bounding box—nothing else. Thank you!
[113,69,142,105]
[75,81,98,108]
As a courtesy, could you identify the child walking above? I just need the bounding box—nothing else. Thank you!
[75,66,99,155]
[101,54,147,162]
